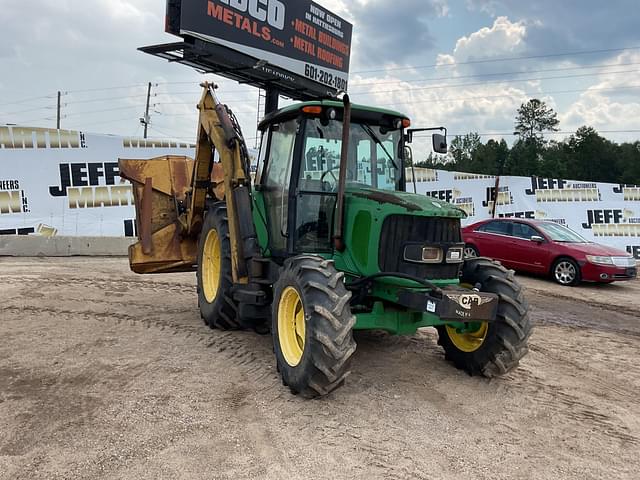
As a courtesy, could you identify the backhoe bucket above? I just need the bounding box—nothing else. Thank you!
[118,155,199,274]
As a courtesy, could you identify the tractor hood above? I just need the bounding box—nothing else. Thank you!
[334,185,467,281]
[346,186,467,219]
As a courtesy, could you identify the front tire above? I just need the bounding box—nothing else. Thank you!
[196,203,241,330]
[552,257,581,286]
[272,255,356,398]
[437,257,532,377]
[464,244,479,258]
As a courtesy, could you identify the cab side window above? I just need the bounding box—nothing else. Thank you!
[264,123,296,188]
[261,120,298,252]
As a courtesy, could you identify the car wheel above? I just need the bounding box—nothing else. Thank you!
[552,258,581,286]
[464,244,479,258]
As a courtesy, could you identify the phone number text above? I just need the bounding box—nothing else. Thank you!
[304,64,348,91]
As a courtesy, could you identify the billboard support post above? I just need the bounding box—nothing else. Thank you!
[265,89,279,115]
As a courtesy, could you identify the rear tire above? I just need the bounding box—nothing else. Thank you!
[437,257,532,377]
[197,203,241,330]
[272,255,356,398]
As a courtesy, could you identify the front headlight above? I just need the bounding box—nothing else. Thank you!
[446,247,464,263]
[586,255,614,265]
[404,245,443,263]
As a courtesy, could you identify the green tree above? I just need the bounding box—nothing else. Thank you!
[566,126,618,182]
[472,138,509,175]
[504,138,541,176]
[415,151,449,170]
[538,140,569,178]
[616,141,640,185]
[449,132,481,172]
[412,122,639,185]
[514,99,560,142]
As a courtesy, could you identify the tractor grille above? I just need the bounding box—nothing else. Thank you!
[379,215,462,280]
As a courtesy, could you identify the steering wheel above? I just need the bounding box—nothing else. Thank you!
[320,166,341,191]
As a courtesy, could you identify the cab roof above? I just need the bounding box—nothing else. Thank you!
[257,100,409,131]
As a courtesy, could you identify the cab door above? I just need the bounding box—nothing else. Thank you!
[258,119,298,255]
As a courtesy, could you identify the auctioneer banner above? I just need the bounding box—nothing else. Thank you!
[413,168,640,260]
[0,125,194,238]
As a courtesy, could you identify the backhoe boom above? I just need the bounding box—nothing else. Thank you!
[119,82,258,282]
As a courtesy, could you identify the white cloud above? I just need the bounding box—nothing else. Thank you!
[347,71,532,157]
[561,52,640,141]
[465,0,500,17]
[433,0,450,17]
[436,54,455,67]
[447,16,527,64]
[0,0,258,140]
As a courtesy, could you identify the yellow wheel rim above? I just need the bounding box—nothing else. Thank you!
[445,282,488,353]
[446,322,489,353]
[202,229,221,303]
[278,286,306,367]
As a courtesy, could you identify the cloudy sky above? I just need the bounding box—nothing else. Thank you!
[1,0,639,156]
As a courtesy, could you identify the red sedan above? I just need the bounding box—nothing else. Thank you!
[462,218,637,285]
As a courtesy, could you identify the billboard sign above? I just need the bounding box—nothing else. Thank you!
[167,0,352,93]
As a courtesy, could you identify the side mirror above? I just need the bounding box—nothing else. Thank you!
[404,146,413,164]
[433,133,447,154]
[530,235,545,243]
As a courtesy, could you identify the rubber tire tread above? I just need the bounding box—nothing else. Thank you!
[272,255,357,398]
[197,202,241,330]
[436,257,533,377]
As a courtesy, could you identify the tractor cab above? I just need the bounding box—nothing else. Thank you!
[251,100,465,282]
[253,100,411,259]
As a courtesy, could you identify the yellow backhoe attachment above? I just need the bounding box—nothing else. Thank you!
[119,83,252,278]
[118,155,198,273]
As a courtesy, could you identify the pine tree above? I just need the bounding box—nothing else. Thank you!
[514,99,560,142]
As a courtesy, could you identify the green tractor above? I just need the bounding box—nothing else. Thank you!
[120,85,532,398]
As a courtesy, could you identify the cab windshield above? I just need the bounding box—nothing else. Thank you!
[299,117,403,192]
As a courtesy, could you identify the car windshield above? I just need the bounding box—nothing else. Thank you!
[537,222,589,243]
[300,117,403,191]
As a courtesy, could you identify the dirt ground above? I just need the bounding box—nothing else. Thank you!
[1,257,638,480]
